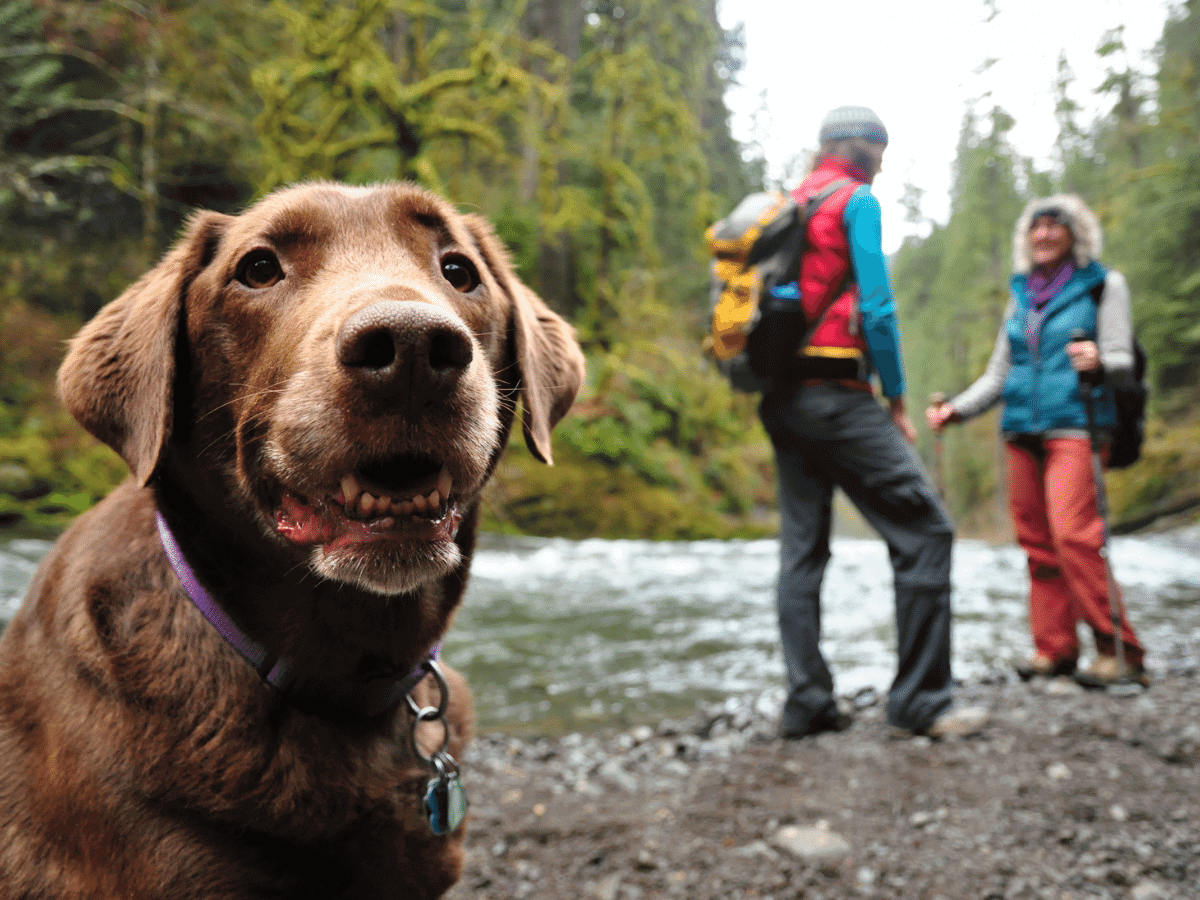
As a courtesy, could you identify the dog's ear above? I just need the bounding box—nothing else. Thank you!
[461,214,585,464]
[57,212,229,485]
[510,282,586,464]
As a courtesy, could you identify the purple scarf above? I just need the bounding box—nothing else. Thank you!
[1024,261,1075,353]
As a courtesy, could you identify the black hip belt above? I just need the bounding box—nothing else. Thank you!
[781,353,866,382]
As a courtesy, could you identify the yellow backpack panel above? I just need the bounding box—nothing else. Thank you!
[704,190,792,361]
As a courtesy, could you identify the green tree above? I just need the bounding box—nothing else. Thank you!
[252,0,550,195]
[1110,2,1200,397]
[1051,51,1101,195]
[3,1,257,266]
[894,105,1028,531]
[0,0,71,215]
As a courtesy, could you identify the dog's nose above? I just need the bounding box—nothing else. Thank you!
[336,301,474,399]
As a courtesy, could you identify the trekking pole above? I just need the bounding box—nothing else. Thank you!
[1070,330,1139,696]
[929,392,947,500]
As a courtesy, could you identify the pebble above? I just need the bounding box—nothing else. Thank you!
[909,808,948,828]
[1046,761,1071,781]
[596,758,639,793]
[1130,881,1169,900]
[730,840,778,860]
[1043,676,1084,696]
[585,874,621,900]
[770,824,851,860]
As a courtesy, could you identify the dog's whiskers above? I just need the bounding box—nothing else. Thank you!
[195,383,289,424]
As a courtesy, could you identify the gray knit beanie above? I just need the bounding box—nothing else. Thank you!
[818,106,888,146]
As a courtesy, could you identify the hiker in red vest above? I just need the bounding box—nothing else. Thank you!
[761,106,988,739]
[926,195,1148,688]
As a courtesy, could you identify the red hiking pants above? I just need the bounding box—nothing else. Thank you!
[1007,437,1144,667]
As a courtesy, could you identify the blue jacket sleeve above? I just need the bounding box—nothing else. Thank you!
[844,187,905,398]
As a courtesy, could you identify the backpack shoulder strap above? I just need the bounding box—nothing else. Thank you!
[799,178,856,223]
[1088,276,1106,305]
[780,178,856,284]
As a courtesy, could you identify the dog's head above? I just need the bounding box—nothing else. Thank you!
[59,182,584,595]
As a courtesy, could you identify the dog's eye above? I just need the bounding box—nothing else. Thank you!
[440,254,480,293]
[237,251,283,289]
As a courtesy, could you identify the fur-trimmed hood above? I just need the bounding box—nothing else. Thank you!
[1011,194,1103,274]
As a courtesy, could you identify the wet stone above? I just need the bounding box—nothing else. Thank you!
[770,824,852,860]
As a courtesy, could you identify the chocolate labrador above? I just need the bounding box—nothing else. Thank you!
[0,182,585,898]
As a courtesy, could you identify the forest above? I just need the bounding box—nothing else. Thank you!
[1,0,1198,540]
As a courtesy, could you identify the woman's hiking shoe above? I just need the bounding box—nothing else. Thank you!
[924,705,990,739]
[1014,654,1077,681]
[1074,655,1150,690]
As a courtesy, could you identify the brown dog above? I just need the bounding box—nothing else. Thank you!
[0,183,584,898]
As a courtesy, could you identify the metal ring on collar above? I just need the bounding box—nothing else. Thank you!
[409,711,452,768]
[405,658,449,720]
[406,659,452,765]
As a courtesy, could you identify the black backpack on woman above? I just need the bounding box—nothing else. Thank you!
[1090,279,1148,469]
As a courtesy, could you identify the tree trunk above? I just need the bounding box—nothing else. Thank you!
[521,0,585,315]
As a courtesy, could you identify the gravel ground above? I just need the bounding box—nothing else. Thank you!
[444,668,1199,900]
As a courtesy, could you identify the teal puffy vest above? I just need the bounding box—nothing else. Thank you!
[1000,261,1117,435]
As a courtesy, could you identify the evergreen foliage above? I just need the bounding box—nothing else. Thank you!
[0,0,1197,537]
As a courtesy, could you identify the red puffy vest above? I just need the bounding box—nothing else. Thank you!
[790,160,867,362]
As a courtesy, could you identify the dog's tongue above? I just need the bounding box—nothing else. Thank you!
[276,494,374,547]
[275,493,460,550]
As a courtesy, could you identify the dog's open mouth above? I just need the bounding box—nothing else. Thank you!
[273,454,463,551]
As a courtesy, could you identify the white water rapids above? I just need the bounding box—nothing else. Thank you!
[3,529,1197,734]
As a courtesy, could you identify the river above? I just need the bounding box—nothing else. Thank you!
[2,529,1198,735]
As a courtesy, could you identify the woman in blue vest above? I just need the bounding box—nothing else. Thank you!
[926,195,1147,687]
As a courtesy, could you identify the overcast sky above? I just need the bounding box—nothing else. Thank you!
[717,0,1176,253]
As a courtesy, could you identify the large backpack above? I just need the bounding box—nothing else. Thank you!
[1089,279,1148,469]
[703,180,852,391]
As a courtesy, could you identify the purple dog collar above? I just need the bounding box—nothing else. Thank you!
[155,510,436,712]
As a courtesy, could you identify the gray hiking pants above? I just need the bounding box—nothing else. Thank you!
[760,382,955,733]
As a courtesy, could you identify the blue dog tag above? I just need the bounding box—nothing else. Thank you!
[424,771,468,836]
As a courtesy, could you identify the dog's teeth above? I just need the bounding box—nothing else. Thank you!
[341,474,360,505]
[359,492,376,515]
[379,516,395,529]
[428,490,440,509]
[398,500,414,515]
[412,494,428,512]
[436,470,453,499]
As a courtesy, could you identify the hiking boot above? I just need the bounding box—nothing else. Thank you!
[1074,655,1150,690]
[1014,654,1077,681]
[923,705,989,739]
[779,709,854,740]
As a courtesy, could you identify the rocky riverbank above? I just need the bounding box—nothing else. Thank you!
[446,669,1199,900]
